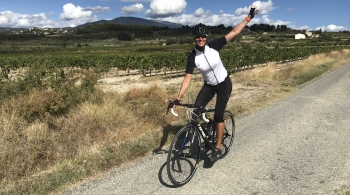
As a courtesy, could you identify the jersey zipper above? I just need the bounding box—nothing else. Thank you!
[203,54,219,85]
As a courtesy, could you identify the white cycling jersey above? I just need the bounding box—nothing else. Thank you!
[186,36,228,85]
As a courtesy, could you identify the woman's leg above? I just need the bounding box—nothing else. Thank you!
[213,77,232,149]
[194,84,215,108]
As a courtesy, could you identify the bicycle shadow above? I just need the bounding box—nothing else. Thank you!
[152,123,181,155]
[158,162,177,188]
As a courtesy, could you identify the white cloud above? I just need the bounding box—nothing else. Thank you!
[145,0,187,18]
[55,3,99,27]
[251,0,276,15]
[235,0,275,16]
[293,25,311,31]
[160,10,282,28]
[0,11,53,28]
[194,8,204,17]
[325,24,348,32]
[160,12,237,27]
[60,3,92,20]
[234,7,249,16]
[0,3,99,28]
[157,0,280,27]
[314,25,349,32]
[259,15,290,26]
[0,15,9,24]
[82,6,110,13]
[55,16,98,28]
[121,3,144,15]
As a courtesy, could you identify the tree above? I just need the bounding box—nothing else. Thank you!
[318,28,323,35]
[117,32,132,41]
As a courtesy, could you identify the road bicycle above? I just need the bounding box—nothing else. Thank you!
[166,100,235,186]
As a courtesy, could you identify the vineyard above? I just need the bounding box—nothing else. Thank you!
[2,21,350,195]
[1,45,349,80]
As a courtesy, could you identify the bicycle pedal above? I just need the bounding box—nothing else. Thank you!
[181,153,192,158]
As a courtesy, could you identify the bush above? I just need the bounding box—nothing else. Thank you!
[278,37,285,42]
[259,36,271,42]
[123,85,168,124]
[179,37,193,45]
[0,65,100,122]
[14,89,68,121]
[166,38,178,45]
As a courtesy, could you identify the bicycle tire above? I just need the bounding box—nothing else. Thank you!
[218,110,235,158]
[166,124,201,186]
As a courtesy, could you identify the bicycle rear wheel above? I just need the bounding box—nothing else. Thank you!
[219,110,235,158]
[167,125,201,186]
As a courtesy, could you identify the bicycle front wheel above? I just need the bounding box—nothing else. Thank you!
[219,110,235,158]
[167,124,201,186]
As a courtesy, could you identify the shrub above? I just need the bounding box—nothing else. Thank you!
[166,38,178,45]
[124,85,168,124]
[179,37,193,45]
[0,65,100,122]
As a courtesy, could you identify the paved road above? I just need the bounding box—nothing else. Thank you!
[62,63,350,195]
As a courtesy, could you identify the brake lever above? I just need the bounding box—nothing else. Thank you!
[166,101,174,115]
[167,100,179,116]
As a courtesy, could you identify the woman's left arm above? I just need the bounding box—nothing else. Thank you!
[225,6,258,42]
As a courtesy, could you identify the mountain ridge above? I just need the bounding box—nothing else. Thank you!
[75,16,184,29]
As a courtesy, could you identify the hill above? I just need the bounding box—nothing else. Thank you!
[75,16,183,29]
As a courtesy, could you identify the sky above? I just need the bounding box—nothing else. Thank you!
[0,0,349,32]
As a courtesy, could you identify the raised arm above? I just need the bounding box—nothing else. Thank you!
[225,6,258,42]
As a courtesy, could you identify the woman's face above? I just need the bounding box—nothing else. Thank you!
[194,35,207,47]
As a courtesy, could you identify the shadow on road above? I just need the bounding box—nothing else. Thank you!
[152,123,182,154]
[158,162,178,188]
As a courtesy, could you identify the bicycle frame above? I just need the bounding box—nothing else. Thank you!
[188,109,216,151]
[166,101,216,150]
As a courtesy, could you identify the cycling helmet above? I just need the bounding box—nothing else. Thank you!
[192,23,209,37]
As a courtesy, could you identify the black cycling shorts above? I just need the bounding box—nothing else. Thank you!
[194,76,232,123]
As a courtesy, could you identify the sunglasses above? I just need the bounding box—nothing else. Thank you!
[194,35,208,39]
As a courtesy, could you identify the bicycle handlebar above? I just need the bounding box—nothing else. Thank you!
[167,100,210,123]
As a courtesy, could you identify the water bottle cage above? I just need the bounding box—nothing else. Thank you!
[206,120,214,143]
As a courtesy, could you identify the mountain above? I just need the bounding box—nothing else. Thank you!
[0,17,184,32]
[0,27,26,33]
[75,16,184,29]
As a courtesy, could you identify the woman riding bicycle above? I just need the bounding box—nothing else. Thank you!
[174,6,258,162]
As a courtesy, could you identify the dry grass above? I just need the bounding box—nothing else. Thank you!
[227,49,350,116]
[1,49,350,194]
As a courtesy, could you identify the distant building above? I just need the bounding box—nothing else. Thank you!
[305,31,312,37]
[295,33,306,39]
